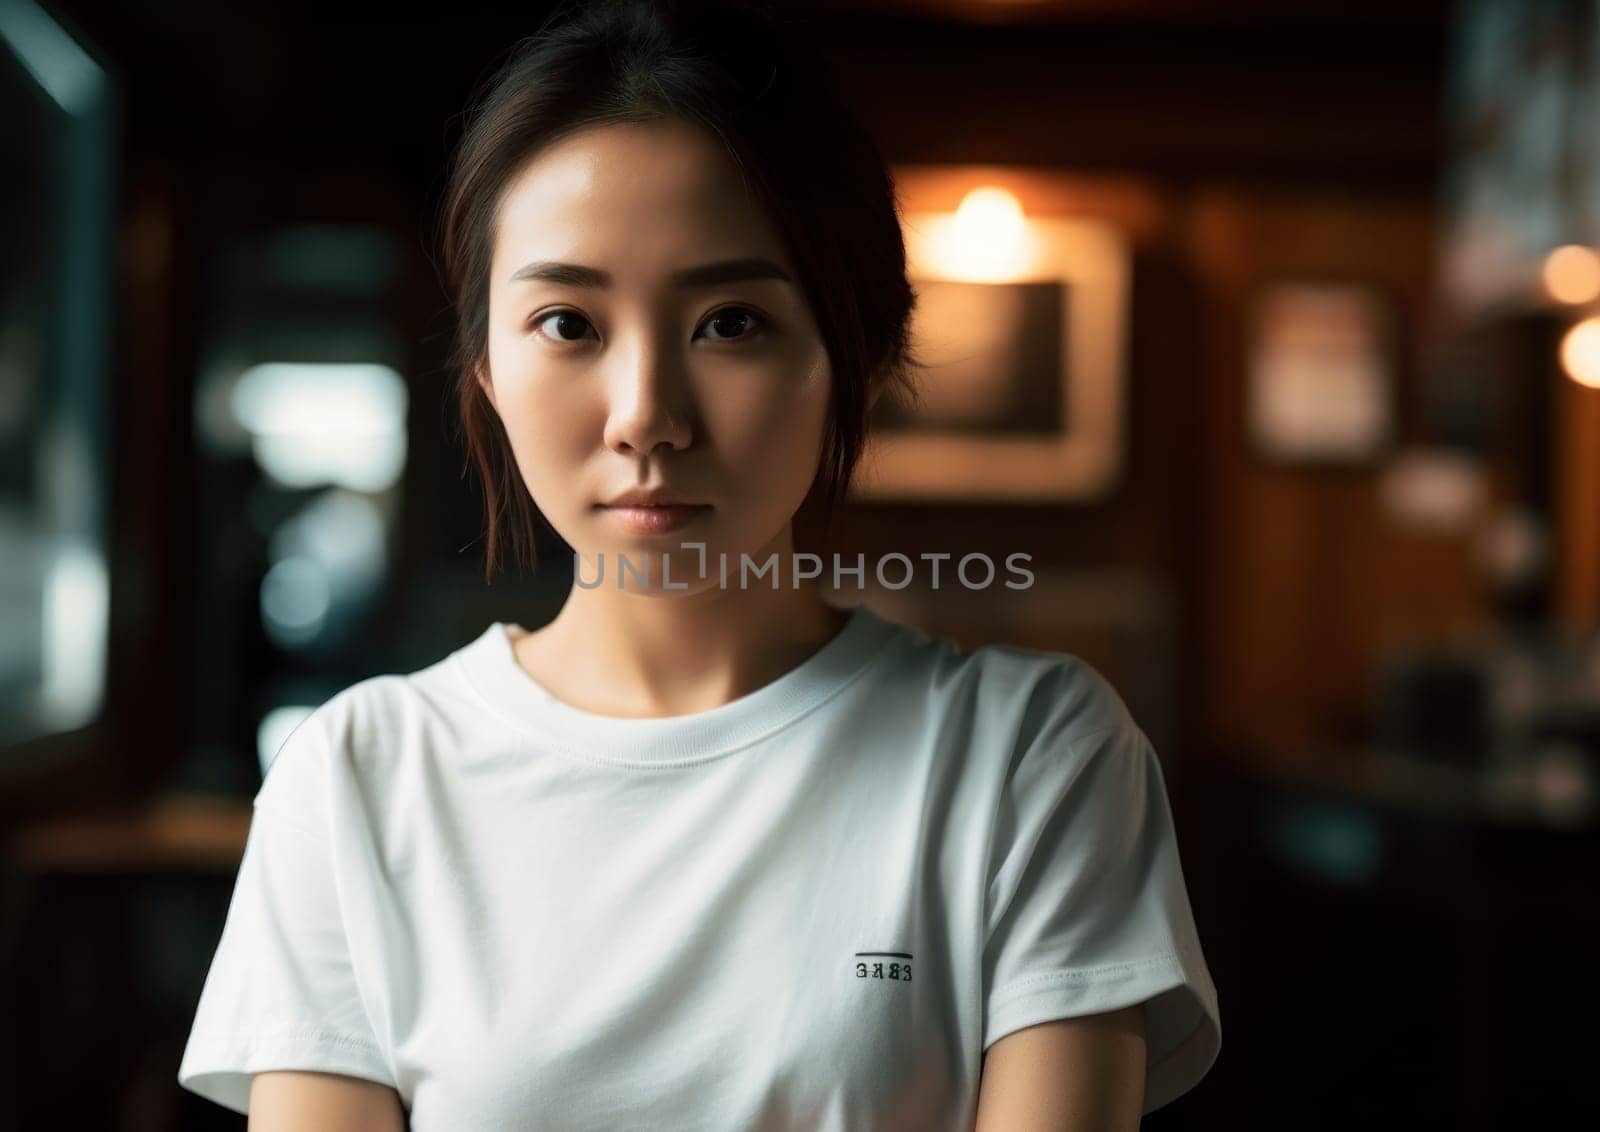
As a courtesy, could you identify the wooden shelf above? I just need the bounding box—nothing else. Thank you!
[2,794,252,874]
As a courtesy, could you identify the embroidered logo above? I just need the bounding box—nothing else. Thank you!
[854,951,913,981]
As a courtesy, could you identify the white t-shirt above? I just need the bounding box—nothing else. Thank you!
[178,602,1220,1128]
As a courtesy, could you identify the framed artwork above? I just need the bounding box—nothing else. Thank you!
[1245,279,1398,467]
[849,170,1132,502]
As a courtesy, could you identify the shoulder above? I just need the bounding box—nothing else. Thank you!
[252,675,405,819]
[293,626,500,755]
[254,635,481,817]
[883,624,1139,756]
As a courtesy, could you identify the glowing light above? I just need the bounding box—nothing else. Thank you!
[41,540,109,729]
[260,556,332,647]
[1560,316,1600,389]
[229,362,408,491]
[954,187,1025,246]
[0,0,106,115]
[940,186,1030,281]
[259,490,390,651]
[1542,245,1600,305]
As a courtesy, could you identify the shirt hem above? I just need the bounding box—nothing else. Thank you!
[176,1025,395,1115]
[982,952,1221,1116]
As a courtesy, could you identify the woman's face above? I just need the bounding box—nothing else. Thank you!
[479,118,832,593]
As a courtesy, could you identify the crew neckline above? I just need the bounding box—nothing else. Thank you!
[453,602,905,767]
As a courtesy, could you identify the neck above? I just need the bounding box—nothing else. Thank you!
[525,525,848,718]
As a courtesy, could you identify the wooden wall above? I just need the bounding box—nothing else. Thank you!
[819,6,1484,764]
[1557,366,1600,631]
[1181,187,1485,756]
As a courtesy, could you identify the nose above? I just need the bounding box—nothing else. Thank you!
[601,338,695,457]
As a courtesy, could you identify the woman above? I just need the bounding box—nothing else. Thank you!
[177,1,1221,1128]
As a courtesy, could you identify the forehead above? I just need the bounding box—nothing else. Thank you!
[491,120,784,282]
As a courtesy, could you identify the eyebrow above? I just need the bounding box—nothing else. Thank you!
[508,256,794,289]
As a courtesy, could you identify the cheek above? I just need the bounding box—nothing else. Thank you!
[487,366,599,486]
[705,362,831,492]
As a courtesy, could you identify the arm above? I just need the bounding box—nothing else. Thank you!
[249,1071,408,1131]
[973,1004,1146,1132]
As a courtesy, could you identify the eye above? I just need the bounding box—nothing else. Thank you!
[529,306,767,346]
[531,309,596,345]
[697,307,766,343]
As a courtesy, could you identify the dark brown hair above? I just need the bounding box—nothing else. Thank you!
[437,0,921,581]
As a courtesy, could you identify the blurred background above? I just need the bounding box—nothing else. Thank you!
[2,0,1598,1127]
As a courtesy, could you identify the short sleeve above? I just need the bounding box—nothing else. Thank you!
[176,714,394,1114]
[981,721,1222,1115]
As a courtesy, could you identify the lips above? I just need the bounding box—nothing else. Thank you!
[597,502,711,535]
[597,484,706,505]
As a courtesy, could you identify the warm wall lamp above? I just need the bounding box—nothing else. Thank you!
[852,170,1132,502]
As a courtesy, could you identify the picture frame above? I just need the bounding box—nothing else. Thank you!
[1244,278,1398,468]
[849,170,1133,503]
